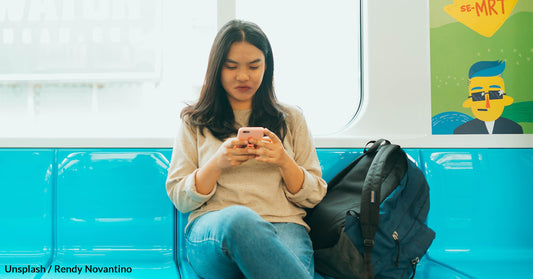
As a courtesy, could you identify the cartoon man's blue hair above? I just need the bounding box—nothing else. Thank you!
[468,60,506,79]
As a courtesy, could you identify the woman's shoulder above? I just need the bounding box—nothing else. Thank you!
[177,113,203,138]
[279,103,308,133]
[279,103,305,121]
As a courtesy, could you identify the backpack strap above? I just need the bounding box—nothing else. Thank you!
[363,139,390,154]
[359,140,403,279]
[328,139,389,187]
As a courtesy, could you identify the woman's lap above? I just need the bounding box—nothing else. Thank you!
[185,205,314,279]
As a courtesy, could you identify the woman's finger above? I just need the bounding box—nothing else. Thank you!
[263,128,281,143]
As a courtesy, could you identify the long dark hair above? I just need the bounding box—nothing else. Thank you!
[181,19,287,141]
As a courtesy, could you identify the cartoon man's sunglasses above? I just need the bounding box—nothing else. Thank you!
[469,90,505,102]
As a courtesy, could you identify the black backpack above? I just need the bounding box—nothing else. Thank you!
[306,139,435,279]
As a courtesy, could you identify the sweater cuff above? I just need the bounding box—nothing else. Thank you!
[186,169,216,203]
[285,166,317,205]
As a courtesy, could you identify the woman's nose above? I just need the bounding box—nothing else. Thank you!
[236,71,249,82]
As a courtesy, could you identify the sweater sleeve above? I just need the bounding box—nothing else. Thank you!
[283,107,327,208]
[166,120,215,213]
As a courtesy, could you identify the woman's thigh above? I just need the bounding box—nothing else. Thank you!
[185,206,313,279]
[273,222,314,276]
[185,206,257,279]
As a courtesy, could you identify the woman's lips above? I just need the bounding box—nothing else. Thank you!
[235,86,251,92]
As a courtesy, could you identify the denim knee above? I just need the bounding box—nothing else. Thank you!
[219,206,276,245]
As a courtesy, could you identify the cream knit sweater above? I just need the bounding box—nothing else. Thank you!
[166,104,327,230]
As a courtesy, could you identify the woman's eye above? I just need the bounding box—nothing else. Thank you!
[224,65,237,70]
[249,65,259,70]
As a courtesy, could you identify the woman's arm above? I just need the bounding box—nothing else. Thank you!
[166,120,256,212]
[166,121,207,213]
[195,137,255,194]
[248,106,327,208]
[250,129,304,194]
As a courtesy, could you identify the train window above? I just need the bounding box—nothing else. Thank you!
[0,0,161,80]
[0,0,168,139]
[234,0,361,135]
[184,0,361,135]
[0,0,360,140]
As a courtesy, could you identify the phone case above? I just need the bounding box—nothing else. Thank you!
[237,127,264,140]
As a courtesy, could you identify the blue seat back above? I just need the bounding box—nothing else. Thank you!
[2,147,532,279]
[421,149,533,278]
[55,149,175,262]
[0,149,54,264]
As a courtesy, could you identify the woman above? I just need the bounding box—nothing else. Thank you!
[166,19,327,279]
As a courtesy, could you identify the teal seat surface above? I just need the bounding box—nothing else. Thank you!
[0,150,54,278]
[2,147,532,279]
[421,149,533,278]
[40,149,178,279]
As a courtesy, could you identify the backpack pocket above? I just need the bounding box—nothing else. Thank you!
[341,210,436,279]
[314,227,366,279]
[396,220,435,267]
[377,220,436,279]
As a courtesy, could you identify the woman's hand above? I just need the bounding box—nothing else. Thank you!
[215,137,257,169]
[248,129,290,167]
[195,137,254,195]
[249,129,304,194]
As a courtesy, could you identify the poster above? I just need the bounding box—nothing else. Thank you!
[430,0,533,134]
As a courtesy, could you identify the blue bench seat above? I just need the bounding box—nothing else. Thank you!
[419,149,533,279]
[41,149,178,279]
[1,147,533,279]
[0,150,54,279]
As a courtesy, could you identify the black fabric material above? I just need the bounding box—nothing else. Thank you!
[305,139,435,279]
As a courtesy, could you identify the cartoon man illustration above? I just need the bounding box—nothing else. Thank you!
[454,60,523,134]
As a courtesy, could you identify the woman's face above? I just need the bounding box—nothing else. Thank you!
[221,41,266,110]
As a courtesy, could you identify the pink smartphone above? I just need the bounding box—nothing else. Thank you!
[237,127,264,147]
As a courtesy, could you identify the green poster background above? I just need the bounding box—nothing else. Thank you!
[430,0,533,134]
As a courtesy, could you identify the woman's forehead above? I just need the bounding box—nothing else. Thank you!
[225,41,265,62]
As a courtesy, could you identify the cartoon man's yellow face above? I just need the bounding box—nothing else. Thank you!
[463,76,514,122]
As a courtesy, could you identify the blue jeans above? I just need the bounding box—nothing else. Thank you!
[185,205,314,279]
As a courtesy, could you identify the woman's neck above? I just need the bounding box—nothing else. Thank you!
[229,99,252,111]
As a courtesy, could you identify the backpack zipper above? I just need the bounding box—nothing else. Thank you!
[393,230,421,276]
[392,230,400,267]
[390,177,431,267]
[410,257,420,279]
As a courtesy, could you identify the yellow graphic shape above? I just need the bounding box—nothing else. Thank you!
[444,0,518,37]
[464,76,513,122]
